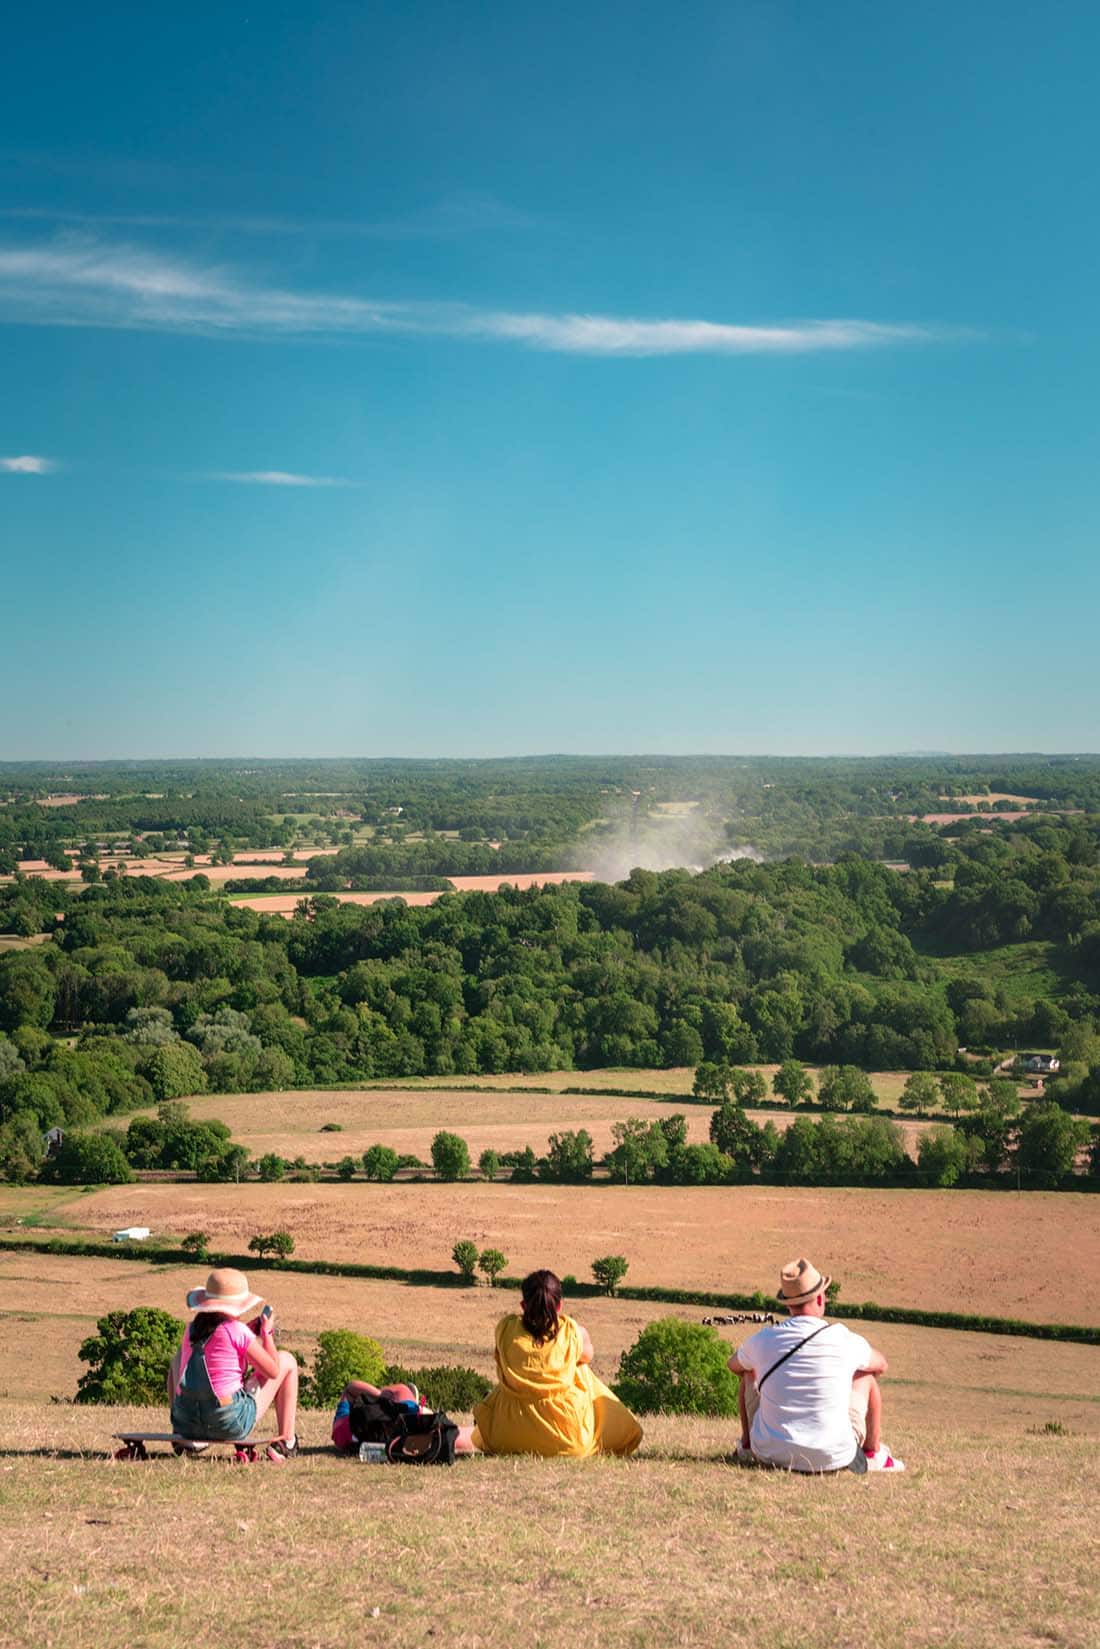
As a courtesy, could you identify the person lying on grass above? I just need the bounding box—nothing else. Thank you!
[167,1267,299,1463]
[467,1268,643,1458]
[726,1257,905,1474]
[331,1378,481,1456]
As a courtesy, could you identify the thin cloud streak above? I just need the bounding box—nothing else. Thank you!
[0,192,536,239]
[212,470,356,487]
[1,454,54,473]
[0,237,954,358]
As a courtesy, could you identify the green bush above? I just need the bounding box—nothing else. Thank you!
[75,1306,183,1404]
[431,1131,471,1181]
[591,1254,629,1295]
[614,1317,741,1416]
[478,1247,508,1286]
[382,1363,492,1412]
[452,1239,479,1283]
[362,1144,400,1182]
[43,1130,134,1185]
[309,1328,386,1407]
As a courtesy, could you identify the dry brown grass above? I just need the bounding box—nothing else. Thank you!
[0,1274,1097,1649]
[5,1179,1094,1326]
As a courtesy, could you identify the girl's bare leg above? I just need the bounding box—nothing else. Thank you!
[251,1349,299,1440]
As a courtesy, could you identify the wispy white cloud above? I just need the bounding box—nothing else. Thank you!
[0,235,953,358]
[212,470,355,487]
[1,454,54,473]
[0,191,535,239]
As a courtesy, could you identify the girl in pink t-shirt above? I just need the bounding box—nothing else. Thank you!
[169,1268,299,1462]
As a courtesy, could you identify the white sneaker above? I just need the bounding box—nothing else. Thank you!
[863,1444,905,1472]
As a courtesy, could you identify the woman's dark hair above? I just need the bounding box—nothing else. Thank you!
[189,1311,229,1347]
[521,1270,563,1345]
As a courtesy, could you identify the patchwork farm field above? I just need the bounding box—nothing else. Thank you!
[6,1180,1095,1327]
[120,1084,937,1161]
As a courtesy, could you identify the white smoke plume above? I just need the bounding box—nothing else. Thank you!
[584,813,765,883]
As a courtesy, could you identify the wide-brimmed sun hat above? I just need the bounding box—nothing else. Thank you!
[777,1257,831,1307]
[185,1267,265,1319]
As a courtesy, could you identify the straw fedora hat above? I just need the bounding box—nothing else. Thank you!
[186,1267,265,1319]
[777,1257,831,1307]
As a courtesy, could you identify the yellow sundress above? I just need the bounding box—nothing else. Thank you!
[472,1313,643,1458]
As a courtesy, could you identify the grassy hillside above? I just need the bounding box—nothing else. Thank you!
[1,1366,1097,1649]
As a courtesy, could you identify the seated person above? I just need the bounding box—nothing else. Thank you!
[168,1267,299,1462]
[727,1257,904,1473]
[469,1269,642,1458]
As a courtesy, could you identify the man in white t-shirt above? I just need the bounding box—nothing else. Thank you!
[727,1257,905,1473]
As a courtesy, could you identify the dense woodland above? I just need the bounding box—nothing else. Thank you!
[2,756,1099,1185]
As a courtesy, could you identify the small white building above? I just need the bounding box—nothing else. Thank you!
[112,1227,151,1243]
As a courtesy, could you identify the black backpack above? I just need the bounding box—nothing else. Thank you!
[348,1392,460,1466]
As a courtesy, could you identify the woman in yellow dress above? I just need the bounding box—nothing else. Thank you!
[470,1270,642,1458]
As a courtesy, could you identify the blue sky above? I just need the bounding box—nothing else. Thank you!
[2,2,1098,758]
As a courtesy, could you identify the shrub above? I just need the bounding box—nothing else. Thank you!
[320,1122,343,1132]
[539,1129,594,1183]
[335,1155,358,1181]
[431,1131,471,1181]
[614,1318,740,1416]
[918,1125,969,1187]
[75,1306,183,1404]
[248,1230,295,1261]
[591,1254,629,1296]
[478,1248,508,1287]
[257,1152,287,1182]
[309,1328,386,1408]
[0,1112,45,1183]
[196,1143,251,1182]
[505,1146,537,1182]
[478,1148,501,1181]
[452,1239,479,1283]
[180,1231,210,1259]
[362,1144,400,1182]
[42,1130,134,1185]
[382,1363,492,1412]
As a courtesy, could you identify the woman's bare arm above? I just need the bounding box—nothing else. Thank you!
[574,1322,595,1365]
[340,1378,383,1402]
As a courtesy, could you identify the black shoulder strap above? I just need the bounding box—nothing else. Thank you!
[756,1322,834,1392]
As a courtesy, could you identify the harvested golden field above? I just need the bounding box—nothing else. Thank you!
[948,793,1040,806]
[138,1085,936,1160]
[230,889,443,912]
[382,1066,941,1108]
[9,1180,1095,1326]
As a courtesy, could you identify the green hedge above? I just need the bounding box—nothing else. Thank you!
[2,1236,1097,1346]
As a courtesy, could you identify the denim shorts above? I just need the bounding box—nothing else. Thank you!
[171,1387,257,1441]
